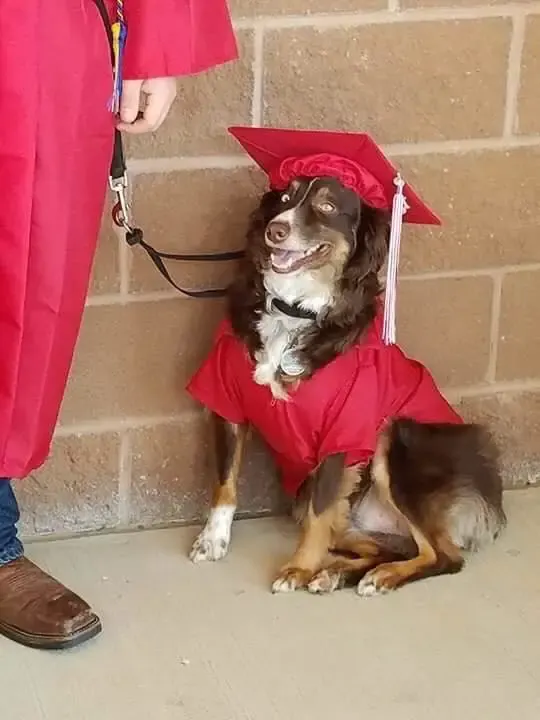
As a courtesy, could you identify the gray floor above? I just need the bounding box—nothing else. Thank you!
[2,489,540,720]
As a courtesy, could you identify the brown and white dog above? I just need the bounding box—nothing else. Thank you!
[188,177,506,597]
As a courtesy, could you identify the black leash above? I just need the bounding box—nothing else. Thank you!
[108,137,245,298]
[93,0,245,299]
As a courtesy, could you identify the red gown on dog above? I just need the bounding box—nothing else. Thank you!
[0,0,237,477]
[187,312,462,497]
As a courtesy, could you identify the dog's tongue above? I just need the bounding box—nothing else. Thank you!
[271,248,303,268]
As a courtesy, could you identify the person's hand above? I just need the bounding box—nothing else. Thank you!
[117,77,177,134]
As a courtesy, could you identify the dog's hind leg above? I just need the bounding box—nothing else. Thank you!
[190,414,248,563]
[356,425,465,597]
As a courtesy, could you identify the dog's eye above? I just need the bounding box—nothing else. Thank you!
[319,201,336,214]
[281,193,290,203]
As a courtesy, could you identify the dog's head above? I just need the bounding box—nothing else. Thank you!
[229,176,391,362]
[247,176,390,295]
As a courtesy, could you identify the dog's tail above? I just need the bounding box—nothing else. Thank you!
[389,417,507,552]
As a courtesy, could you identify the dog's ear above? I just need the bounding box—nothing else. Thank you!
[246,189,282,243]
[228,193,269,316]
[330,203,388,324]
[242,189,281,272]
[227,191,281,355]
[354,204,390,276]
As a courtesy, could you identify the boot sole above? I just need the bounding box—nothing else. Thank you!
[0,614,102,650]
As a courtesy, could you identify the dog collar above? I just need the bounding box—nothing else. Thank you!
[271,297,317,321]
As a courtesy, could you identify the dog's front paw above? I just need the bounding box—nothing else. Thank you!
[356,564,402,597]
[307,569,344,595]
[189,506,235,563]
[272,567,313,593]
[189,525,230,563]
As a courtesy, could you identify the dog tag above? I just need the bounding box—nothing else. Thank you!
[280,349,305,377]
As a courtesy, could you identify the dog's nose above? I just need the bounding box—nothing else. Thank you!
[266,221,291,244]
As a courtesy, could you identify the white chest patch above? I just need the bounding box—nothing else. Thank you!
[254,311,309,400]
[255,268,335,399]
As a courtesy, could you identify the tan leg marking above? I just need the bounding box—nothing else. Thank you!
[190,421,248,563]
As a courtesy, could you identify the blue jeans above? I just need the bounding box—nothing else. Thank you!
[0,479,24,566]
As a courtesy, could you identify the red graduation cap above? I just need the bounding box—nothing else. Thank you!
[228,126,440,226]
[228,126,441,344]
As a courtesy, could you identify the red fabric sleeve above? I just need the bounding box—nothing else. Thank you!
[186,325,246,425]
[121,0,238,79]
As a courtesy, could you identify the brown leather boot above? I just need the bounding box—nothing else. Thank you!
[0,557,101,649]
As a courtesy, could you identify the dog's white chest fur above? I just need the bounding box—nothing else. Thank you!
[254,312,308,399]
[253,271,333,400]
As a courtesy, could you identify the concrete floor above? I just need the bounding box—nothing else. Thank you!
[2,490,540,720]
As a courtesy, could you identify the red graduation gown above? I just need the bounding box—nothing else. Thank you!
[0,0,237,478]
[187,314,463,496]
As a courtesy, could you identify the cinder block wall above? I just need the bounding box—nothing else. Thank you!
[19,1,540,537]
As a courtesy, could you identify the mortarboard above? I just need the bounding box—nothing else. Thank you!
[228,126,441,344]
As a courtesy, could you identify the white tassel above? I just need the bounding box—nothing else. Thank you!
[382,174,409,345]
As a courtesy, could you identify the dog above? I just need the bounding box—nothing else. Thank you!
[187,176,506,597]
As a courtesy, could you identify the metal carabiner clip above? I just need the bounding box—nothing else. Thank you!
[109,173,132,232]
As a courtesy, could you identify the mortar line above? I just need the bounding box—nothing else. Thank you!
[86,262,540,309]
[386,135,540,157]
[56,379,540,438]
[121,135,540,177]
[86,289,180,307]
[486,273,504,382]
[400,263,540,282]
[251,25,265,126]
[127,155,253,175]
[444,379,540,400]
[116,175,136,300]
[55,410,202,437]
[117,432,132,526]
[233,4,540,30]
[98,210,125,300]
[117,227,130,299]
[503,13,526,136]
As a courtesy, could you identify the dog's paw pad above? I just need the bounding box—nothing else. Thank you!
[189,530,229,563]
[307,570,342,595]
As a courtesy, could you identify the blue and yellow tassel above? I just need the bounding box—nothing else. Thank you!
[109,0,127,113]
